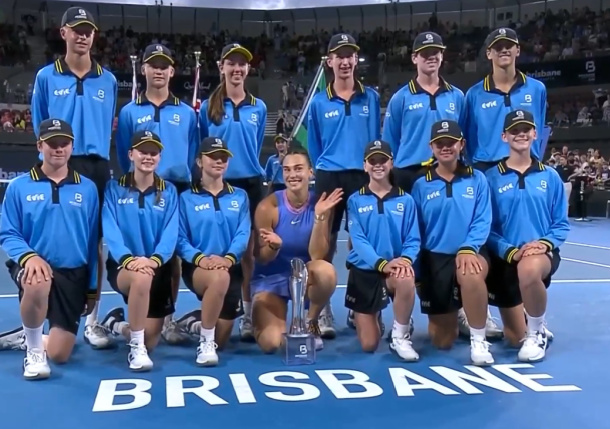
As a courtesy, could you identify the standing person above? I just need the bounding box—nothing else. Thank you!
[0,119,99,380]
[115,44,197,345]
[485,110,569,362]
[99,131,179,372]
[461,27,547,339]
[345,140,420,361]
[464,27,547,169]
[307,33,381,338]
[30,6,117,350]
[177,137,251,366]
[411,121,493,365]
[382,32,465,193]
[264,134,289,193]
[199,43,267,342]
[555,155,575,214]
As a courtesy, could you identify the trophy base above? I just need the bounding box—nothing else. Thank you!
[282,333,316,366]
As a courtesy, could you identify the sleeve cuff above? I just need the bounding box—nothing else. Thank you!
[150,254,163,267]
[87,291,97,299]
[18,252,37,268]
[504,247,519,264]
[224,254,237,266]
[374,258,389,272]
[538,239,553,252]
[193,252,205,266]
[400,256,413,265]
[457,246,477,256]
[119,254,135,269]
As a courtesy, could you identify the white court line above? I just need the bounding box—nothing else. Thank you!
[0,279,608,299]
[565,242,610,251]
[563,258,610,269]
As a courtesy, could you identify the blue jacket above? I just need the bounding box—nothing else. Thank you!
[102,174,179,268]
[0,165,99,293]
[31,57,118,160]
[265,154,284,184]
[116,93,199,183]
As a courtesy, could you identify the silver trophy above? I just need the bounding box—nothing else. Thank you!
[283,258,315,365]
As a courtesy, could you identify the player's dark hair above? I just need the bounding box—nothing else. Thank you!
[282,144,312,167]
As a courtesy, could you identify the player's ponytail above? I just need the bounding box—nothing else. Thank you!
[207,77,227,126]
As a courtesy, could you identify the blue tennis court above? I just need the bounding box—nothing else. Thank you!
[0,219,608,429]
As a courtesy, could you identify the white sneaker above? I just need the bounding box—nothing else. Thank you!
[162,318,190,345]
[23,348,51,380]
[0,327,26,351]
[239,315,254,342]
[544,325,554,341]
[307,320,324,351]
[390,335,419,362]
[83,323,112,349]
[470,337,494,366]
[518,331,548,362]
[386,317,413,342]
[127,340,153,372]
[196,340,219,367]
[318,304,336,339]
[176,310,201,339]
[458,308,504,340]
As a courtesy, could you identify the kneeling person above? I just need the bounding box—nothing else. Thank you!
[411,121,493,365]
[100,131,179,372]
[252,145,340,353]
[346,140,420,361]
[485,110,569,362]
[0,119,99,380]
[177,137,251,366]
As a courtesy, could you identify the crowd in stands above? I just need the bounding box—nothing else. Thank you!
[0,23,31,67]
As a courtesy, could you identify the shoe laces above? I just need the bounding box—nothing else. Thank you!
[90,322,111,336]
[393,334,413,347]
[198,340,218,354]
[471,337,491,352]
[128,340,148,356]
[521,331,540,346]
[26,349,45,364]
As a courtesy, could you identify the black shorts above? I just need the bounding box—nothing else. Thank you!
[345,266,390,314]
[416,247,491,315]
[486,249,561,308]
[106,258,175,319]
[315,169,368,233]
[69,155,110,239]
[392,165,424,194]
[472,161,498,172]
[226,176,264,224]
[181,262,244,320]
[7,261,88,335]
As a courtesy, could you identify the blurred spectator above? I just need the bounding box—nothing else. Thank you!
[0,24,31,66]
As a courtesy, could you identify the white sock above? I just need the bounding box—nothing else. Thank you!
[243,301,252,318]
[130,329,145,345]
[24,323,44,351]
[190,321,202,336]
[391,320,409,339]
[115,321,129,337]
[470,326,486,342]
[200,327,215,343]
[85,301,99,326]
[526,313,545,335]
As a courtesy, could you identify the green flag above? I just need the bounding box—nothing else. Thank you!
[291,63,326,149]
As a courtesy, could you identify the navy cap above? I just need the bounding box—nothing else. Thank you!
[412,32,446,53]
[274,134,290,143]
[131,130,163,150]
[143,44,174,65]
[364,140,392,160]
[328,33,360,54]
[430,120,463,143]
[503,110,536,131]
[61,7,98,31]
[199,137,233,157]
[220,43,253,62]
[38,119,74,141]
[485,27,519,49]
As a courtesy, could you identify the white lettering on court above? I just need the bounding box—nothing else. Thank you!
[166,376,228,407]
[316,369,383,399]
[389,367,459,396]
[229,373,257,404]
[92,379,152,412]
[259,371,320,402]
[492,364,581,392]
[430,366,521,394]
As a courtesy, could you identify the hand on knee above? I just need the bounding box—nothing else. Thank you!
[21,279,52,301]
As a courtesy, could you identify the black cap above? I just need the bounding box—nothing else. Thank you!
[503,110,536,131]
[274,134,290,143]
[38,119,74,141]
[131,130,163,150]
[143,44,174,65]
[412,32,446,53]
[485,27,519,49]
[199,137,233,157]
[364,140,392,160]
[430,120,463,143]
[328,33,360,54]
[61,7,98,31]
[220,43,253,62]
